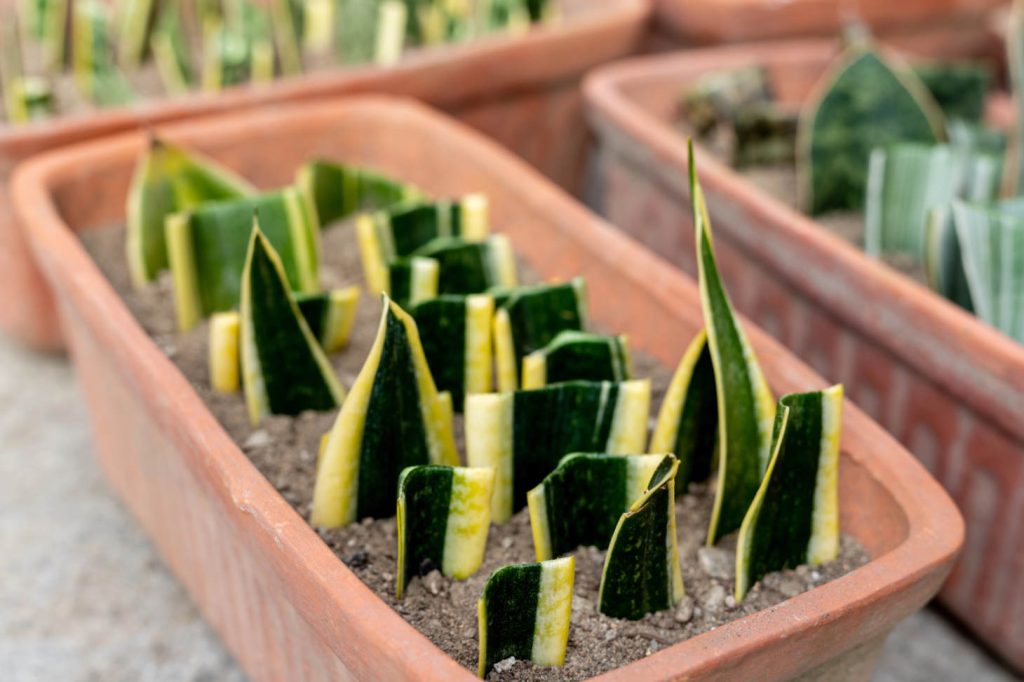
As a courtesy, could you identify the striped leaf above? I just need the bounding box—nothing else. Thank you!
[527,453,672,561]
[798,46,943,215]
[311,296,458,528]
[387,235,517,301]
[357,196,490,294]
[411,294,495,410]
[598,455,684,620]
[492,279,587,392]
[736,385,843,601]
[239,226,344,424]
[126,137,255,287]
[952,199,1024,342]
[521,330,631,390]
[296,159,423,228]
[924,207,975,313]
[649,329,718,491]
[397,465,495,598]
[1007,0,1024,195]
[466,380,650,523]
[691,142,776,544]
[477,557,574,678]
[165,186,319,330]
[293,286,361,353]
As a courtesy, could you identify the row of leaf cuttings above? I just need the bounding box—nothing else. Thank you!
[124,138,844,677]
[682,24,1024,345]
[0,0,555,124]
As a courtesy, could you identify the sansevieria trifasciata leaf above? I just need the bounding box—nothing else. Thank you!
[598,455,684,620]
[465,380,650,523]
[527,453,672,561]
[736,385,843,600]
[521,331,631,390]
[240,225,344,424]
[649,329,718,491]
[477,557,574,678]
[166,186,319,330]
[397,465,495,598]
[296,159,423,228]
[690,142,775,544]
[311,296,458,528]
[126,137,255,287]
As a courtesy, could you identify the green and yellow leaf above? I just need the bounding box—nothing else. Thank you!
[521,330,630,390]
[466,379,650,523]
[311,296,458,528]
[527,453,672,561]
[735,385,843,601]
[411,294,494,410]
[477,556,574,678]
[397,465,495,598]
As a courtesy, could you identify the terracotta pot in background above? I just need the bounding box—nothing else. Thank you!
[12,96,961,681]
[0,0,649,352]
[652,0,1007,45]
[584,39,1024,671]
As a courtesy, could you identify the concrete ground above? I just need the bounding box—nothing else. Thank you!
[0,335,1015,682]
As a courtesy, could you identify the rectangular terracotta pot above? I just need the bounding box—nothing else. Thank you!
[653,0,1006,45]
[584,39,1024,671]
[0,0,649,352]
[12,95,962,681]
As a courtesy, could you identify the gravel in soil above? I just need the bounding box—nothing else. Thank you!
[82,218,868,681]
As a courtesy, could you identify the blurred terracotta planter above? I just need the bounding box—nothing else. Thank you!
[653,0,1006,46]
[13,96,960,681]
[0,0,648,352]
[584,39,1024,671]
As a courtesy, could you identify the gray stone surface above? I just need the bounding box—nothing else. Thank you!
[0,334,1016,682]
[0,337,245,682]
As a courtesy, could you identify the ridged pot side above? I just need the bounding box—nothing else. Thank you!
[13,96,961,681]
[0,0,649,352]
[584,39,1024,671]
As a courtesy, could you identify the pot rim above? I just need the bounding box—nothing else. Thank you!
[583,37,1024,446]
[11,94,964,680]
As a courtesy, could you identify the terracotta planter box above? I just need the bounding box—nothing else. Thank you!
[0,0,648,352]
[653,0,1006,45]
[584,39,1024,670]
[12,96,960,681]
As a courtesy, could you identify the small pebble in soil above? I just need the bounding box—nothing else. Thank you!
[242,429,271,450]
[494,658,518,674]
[674,596,695,624]
[697,546,734,580]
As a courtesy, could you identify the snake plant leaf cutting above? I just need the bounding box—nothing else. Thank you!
[864,143,1003,259]
[296,159,423,228]
[735,385,843,601]
[924,207,974,313]
[527,453,673,561]
[691,142,775,545]
[798,44,944,215]
[19,0,68,69]
[74,1,135,106]
[356,195,490,294]
[389,235,517,298]
[477,556,574,678]
[208,287,358,394]
[311,295,458,528]
[1007,0,1024,195]
[411,294,495,410]
[396,465,496,599]
[521,330,631,390]
[165,186,319,330]
[649,329,718,491]
[293,286,361,353]
[597,455,684,620]
[240,226,344,424]
[466,379,650,523]
[951,199,1024,343]
[116,0,156,68]
[492,278,587,392]
[126,137,256,287]
[387,256,440,310]
[336,0,382,64]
